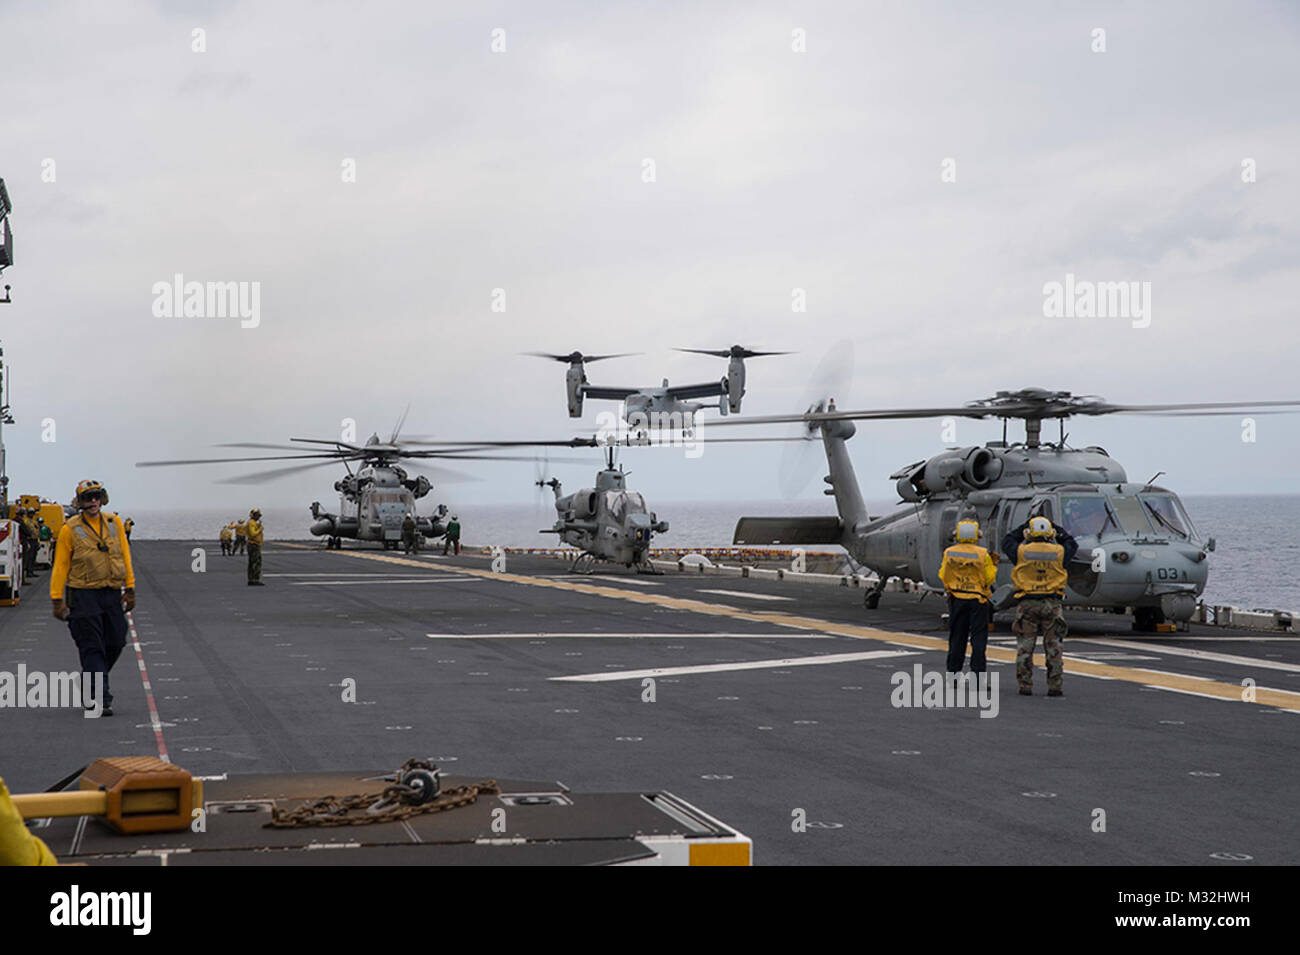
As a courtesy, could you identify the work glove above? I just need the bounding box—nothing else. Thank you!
[52,599,69,621]
[122,588,136,612]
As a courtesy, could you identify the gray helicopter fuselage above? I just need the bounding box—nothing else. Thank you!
[543,468,667,566]
[738,420,1212,624]
[310,463,445,544]
[852,439,1208,621]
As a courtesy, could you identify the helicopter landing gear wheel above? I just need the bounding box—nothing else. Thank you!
[863,577,886,610]
[1133,607,1165,632]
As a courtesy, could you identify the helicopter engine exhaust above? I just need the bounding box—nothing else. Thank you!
[917,447,1004,495]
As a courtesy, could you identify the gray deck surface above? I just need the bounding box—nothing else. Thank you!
[3,541,1297,865]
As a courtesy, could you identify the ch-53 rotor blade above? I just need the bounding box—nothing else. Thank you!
[389,404,412,444]
[213,459,358,484]
[288,437,367,452]
[401,437,600,448]
[137,452,351,468]
[401,451,592,464]
[216,442,326,452]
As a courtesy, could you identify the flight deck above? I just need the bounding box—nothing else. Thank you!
[3,541,1297,866]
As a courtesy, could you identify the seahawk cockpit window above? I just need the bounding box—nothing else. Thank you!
[1060,495,1117,538]
[1139,494,1197,541]
[1107,494,1152,536]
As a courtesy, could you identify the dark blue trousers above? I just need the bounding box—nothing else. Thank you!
[66,587,128,705]
[947,596,989,673]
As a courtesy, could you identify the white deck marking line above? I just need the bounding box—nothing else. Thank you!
[290,578,476,586]
[1074,635,1300,642]
[320,547,1300,709]
[425,631,844,640]
[266,573,454,577]
[696,589,794,602]
[551,649,920,682]
[1075,637,1300,672]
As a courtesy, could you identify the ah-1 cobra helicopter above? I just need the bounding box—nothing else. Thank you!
[537,445,670,572]
[526,346,789,426]
[137,413,592,550]
[728,389,1300,631]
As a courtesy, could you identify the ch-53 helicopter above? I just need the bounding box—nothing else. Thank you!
[137,414,592,550]
[728,388,1300,631]
[526,345,789,426]
[537,445,670,573]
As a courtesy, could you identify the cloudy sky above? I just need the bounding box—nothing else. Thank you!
[2,0,1298,514]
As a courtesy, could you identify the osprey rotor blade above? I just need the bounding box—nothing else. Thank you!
[522,351,640,364]
[675,345,793,359]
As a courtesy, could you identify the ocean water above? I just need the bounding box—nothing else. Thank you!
[124,494,1298,611]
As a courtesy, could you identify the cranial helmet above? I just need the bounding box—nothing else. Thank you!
[1025,516,1054,539]
[75,479,109,507]
[955,520,980,542]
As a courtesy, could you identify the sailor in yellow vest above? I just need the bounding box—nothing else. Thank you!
[49,480,135,717]
[220,522,234,556]
[246,508,264,585]
[1004,515,1076,697]
[0,776,57,865]
[234,519,248,554]
[938,519,998,678]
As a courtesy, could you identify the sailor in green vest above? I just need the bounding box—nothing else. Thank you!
[938,519,998,678]
[1004,515,1076,697]
[443,515,461,556]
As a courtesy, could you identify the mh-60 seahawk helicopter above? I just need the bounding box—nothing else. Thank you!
[527,346,789,425]
[730,389,1300,631]
[537,445,669,572]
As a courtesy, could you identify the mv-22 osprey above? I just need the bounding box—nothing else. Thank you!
[732,389,1300,631]
[528,346,788,425]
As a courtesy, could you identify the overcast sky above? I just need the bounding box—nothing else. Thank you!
[2,0,1298,515]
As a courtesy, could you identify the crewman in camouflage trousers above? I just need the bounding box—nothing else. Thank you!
[1003,515,1076,697]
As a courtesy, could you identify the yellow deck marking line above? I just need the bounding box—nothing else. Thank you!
[320,548,1300,710]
